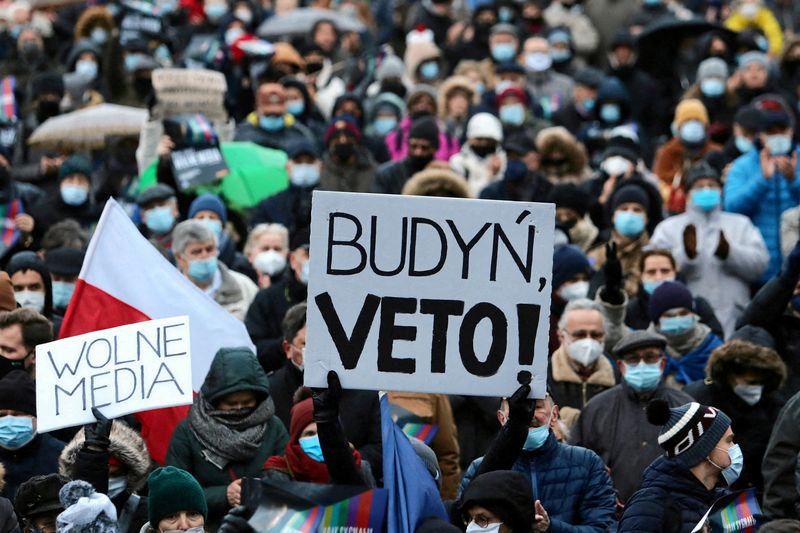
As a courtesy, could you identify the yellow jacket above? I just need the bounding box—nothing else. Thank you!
[725,8,784,56]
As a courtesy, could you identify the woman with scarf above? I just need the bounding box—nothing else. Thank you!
[166,347,288,525]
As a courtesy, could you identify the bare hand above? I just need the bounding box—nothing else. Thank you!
[760,148,776,179]
[598,174,618,205]
[257,272,272,289]
[157,135,175,157]
[14,214,34,233]
[488,155,502,177]
[39,156,61,175]
[533,500,550,532]
[226,479,242,506]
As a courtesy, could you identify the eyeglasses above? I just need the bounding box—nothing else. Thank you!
[567,330,604,341]
[464,514,500,528]
[622,351,663,365]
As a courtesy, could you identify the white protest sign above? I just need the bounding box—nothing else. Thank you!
[304,191,554,398]
[36,316,192,432]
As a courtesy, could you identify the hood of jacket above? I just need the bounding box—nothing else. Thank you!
[75,6,115,41]
[368,92,406,122]
[200,346,270,404]
[536,126,589,181]
[404,41,441,81]
[705,339,787,394]
[59,420,151,491]
[401,166,473,198]
[437,76,478,119]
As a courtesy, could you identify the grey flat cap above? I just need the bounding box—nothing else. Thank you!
[137,183,176,207]
[613,330,667,358]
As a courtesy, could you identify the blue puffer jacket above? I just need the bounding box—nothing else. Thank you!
[723,148,800,282]
[459,433,617,533]
[619,456,725,533]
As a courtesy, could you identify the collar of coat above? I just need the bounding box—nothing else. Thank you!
[550,345,616,386]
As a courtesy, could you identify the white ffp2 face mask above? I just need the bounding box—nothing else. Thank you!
[466,521,502,533]
[567,338,603,367]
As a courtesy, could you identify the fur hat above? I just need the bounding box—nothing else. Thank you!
[56,480,118,533]
[401,167,472,199]
[705,339,787,394]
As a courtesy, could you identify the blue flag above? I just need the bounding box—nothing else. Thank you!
[381,395,448,533]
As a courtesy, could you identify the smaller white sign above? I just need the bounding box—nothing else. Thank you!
[36,316,192,433]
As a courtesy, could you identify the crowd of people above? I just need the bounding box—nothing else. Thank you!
[0,0,799,531]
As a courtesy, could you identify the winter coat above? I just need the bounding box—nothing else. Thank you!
[656,324,723,387]
[724,149,800,282]
[233,113,316,153]
[653,138,722,209]
[250,184,314,234]
[165,354,288,520]
[58,421,151,533]
[479,170,553,204]
[762,390,800,519]
[27,194,102,242]
[780,205,799,259]
[268,362,383,481]
[0,434,65,500]
[650,203,769,338]
[449,145,507,196]
[319,148,377,193]
[725,7,783,56]
[213,263,258,321]
[548,345,617,429]
[543,2,599,59]
[448,395,501,471]
[372,159,414,195]
[386,392,461,500]
[571,381,693,502]
[244,272,307,373]
[587,231,649,297]
[385,116,460,163]
[625,291,724,340]
[736,275,800,395]
[525,71,574,119]
[460,433,618,533]
[619,456,726,533]
[0,465,19,533]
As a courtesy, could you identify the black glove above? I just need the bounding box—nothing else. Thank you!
[312,370,342,425]
[506,382,533,429]
[218,506,255,533]
[83,407,112,451]
[600,241,624,305]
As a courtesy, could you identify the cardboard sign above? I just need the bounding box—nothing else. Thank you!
[36,317,192,432]
[304,191,554,398]
[170,146,229,191]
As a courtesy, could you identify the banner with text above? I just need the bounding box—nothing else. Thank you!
[304,191,554,398]
[36,316,192,432]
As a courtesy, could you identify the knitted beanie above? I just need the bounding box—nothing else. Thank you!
[147,467,207,527]
[696,58,728,81]
[289,397,315,443]
[649,281,693,322]
[56,480,117,533]
[647,400,731,468]
[408,116,440,149]
[610,182,650,212]
[552,244,591,290]
[59,155,92,182]
[323,115,362,145]
[188,193,227,224]
[673,99,709,128]
[684,161,721,191]
[0,370,36,415]
[547,184,591,217]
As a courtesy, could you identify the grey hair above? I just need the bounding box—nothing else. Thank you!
[244,223,290,256]
[557,298,606,331]
[171,219,216,257]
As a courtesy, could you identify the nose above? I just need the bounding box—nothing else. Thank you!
[177,514,190,530]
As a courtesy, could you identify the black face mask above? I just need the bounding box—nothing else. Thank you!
[36,100,60,124]
[560,217,578,230]
[410,110,433,121]
[0,356,24,380]
[471,144,497,158]
[332,142,356,161]
[381,79,407,99]
[543,157,567,167]
[306,61,324,74]
[408,154,433,172]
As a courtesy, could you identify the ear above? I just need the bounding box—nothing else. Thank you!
[282,339,292,359]
[496,410,506,426]
[616,359,627,375]
[549,405,559,428]
[659,357,667,372]
[286,160,294,175]
[557,328,566,345]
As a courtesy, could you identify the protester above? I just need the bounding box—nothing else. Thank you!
[188,194,249,276]
[454,470,537,533]
[318,115,377,193]
[165,347,287,522]
[619,400,737,532]
[233,80,315,151]
[138,467,207,533]
[242,223,289,289]
[6,251,56,328]
[14,474,67,533]
[0,308,53,380]
[574,332,689,501]
[135,184,180,258]
[373,116,441,195]
[43,246,83,318]
[449,112,506,195]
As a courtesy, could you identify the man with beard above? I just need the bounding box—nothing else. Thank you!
[372,116,439,195]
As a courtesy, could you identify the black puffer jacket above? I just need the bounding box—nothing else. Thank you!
[619,456,725,533]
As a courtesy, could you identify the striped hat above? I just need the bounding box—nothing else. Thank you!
[646,400,731,468]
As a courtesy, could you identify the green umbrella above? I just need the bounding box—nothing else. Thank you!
[139,141,288,209]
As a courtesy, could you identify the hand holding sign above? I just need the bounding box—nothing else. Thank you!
[311,370,342,425]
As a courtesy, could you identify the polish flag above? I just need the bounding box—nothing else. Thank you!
[59,198,255,463]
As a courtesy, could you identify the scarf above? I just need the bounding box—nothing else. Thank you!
[188,393,274,469]
[263,443,362,483]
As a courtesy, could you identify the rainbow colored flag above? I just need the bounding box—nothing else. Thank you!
[708,488,762,533]
[402,422,439,445]
[260,489,387,533]
[0,198,23,255]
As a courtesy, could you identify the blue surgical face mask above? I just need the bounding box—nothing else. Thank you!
[299,259,310,285]
[690,187,722,212]
[700,78,725,98]
[491,42,517,63]
[289,163,320,187]
[624,361,663,392]
[711,444,743,486]
[659,314,695,335]
[600,103,621,123]
[734,135,754,154]
[373,116,398,136]
[614,210,646,237]
[550,48,572,64]
[0,416,35,450]
[419,61,439,81]
[581,98,595,112]
[679,120,706,144]
[523,424,550,451]
[52,281,75,309]
[145,205,175,234]
[299,435,324,462]
[765,134,793,156]
[286,100,305,117]
[108,476,127,499]
[499,103,525,126]
[642,278,674,295]
[200,218,223,241]
[90,27,108,45]
[75,60,98,80]
[61,184,89,206]
[188,257,218,283]
[259,114,284,131]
